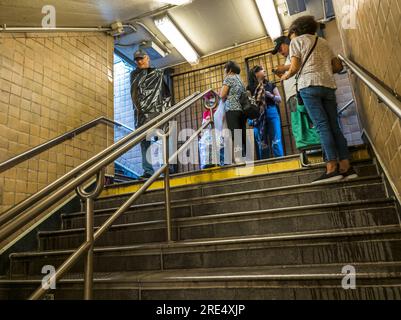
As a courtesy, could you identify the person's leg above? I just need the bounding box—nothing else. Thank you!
[241,113,248,159]
[300,87,339,174]
[253,126,262,160]
[226,111,244,162]
[322,88,351,173]
[266,106,284,158]
[140,139,155,176]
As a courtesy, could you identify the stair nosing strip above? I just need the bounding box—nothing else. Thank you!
[11,225,401,259]
[46,200,397,236]
[61,176,384,219]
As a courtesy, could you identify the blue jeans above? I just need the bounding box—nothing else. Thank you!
[251,106,284,159]
[253,127,269,160]
[265,106,284,158]
[300,86,350,162]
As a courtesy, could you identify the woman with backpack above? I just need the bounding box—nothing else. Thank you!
[219,61,247,164]
[247,65,284,159]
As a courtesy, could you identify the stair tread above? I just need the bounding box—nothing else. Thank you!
[11,225,401,258]
[45,199,397,235]
[63,176,384,218]
[3,262,401,284]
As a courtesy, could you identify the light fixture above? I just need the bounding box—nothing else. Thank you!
[154,15,200,65]
[157,0,193,5]
[255,0,283,40]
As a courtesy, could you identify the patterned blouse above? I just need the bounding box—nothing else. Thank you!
[222,75,245,112]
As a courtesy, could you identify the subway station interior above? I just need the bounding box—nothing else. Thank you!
[0,0,401,300]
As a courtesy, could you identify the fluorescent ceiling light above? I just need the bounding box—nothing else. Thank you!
[157,0,193,5]
[255,0,283,40]
[154,15,200,65]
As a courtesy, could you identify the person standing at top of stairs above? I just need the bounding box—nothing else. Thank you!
[130,49,172,180]
[281,15,358,184]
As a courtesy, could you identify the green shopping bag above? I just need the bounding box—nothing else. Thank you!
[291,103,321,150]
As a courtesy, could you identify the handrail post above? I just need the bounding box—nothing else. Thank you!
[162,129,173,242]
[76,168,105,300]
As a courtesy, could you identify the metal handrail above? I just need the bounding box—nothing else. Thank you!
[0,89,215,299]
[338,99,355,116]
[339,55,401,120]
[0,117,133,174]
[0,92,201,229]
[26,90,216,300]
[29,117,214,300]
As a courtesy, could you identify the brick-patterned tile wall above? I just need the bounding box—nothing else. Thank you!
[173,38,275,89]
[324,20,363,146]
[333,0,401,198]
[0,32,114,214]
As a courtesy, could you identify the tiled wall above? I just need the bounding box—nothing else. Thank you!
[324,20,363,146]
[0,32,114,214]
[333,0,401,198]
[113,55,142,175]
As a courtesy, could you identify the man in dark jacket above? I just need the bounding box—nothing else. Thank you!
[131,49,172,179]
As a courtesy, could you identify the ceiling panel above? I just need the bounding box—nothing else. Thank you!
[0,0,329,68]
[0,0,167,27]
[167,0,266,55]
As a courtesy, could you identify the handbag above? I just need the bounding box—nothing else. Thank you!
[235,75,260,120]
[291,102,321,149]
[295,36,319,106]
[239,91,260,120]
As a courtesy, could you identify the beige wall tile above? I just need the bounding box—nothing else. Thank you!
[0,32,115,214]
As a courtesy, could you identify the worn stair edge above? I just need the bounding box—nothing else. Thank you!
[42,200,398,241]
[56,199,397,232]
[11,225,401,259]
[63,176,384,219]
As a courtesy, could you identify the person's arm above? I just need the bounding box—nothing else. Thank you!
[272,87,282,104]
[281,57,301,81]
[332,57,344,74]
[281,39,302,81]
[273,64,290,75]
[220,85,230,102]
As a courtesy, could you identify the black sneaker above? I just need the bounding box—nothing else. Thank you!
[341,167,359,181]
[311,171,344,184]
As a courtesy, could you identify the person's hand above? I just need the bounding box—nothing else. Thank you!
[266,91,274,99]
[273,65,287,75]
[281,73,289,81]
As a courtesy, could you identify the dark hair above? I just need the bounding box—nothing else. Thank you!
[288,15,319,37]
[248,65,263,94]
[224,61,241,75]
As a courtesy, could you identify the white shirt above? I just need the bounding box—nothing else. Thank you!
[283,55,297,101]
[289,34,337,90]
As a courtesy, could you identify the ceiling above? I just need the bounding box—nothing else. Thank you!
[0,0,333,68]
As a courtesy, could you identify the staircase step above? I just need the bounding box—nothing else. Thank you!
[3,263,401,300]
[41,200,398,250]
[9,226,401,277]
[62,176,386,229]
[95,161,377,210]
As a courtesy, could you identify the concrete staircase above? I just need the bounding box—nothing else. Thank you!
[1,154,401,300]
